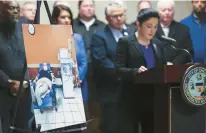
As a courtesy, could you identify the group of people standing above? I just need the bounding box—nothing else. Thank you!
[0,0,205,133]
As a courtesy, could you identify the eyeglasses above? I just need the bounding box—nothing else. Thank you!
[110,13,124,19]
[24,9,37,12]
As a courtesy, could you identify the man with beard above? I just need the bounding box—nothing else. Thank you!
[0,1,31,133]
[181,0,206,63]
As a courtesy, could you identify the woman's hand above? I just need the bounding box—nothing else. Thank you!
[73,75,81,87]
[167,62,173,65]
[138,66,148,73]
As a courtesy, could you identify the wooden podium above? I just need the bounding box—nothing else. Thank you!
[134,65,206,133]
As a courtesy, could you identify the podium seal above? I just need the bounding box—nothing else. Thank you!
[181,65,206,107]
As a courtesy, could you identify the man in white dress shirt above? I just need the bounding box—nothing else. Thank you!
[155,0,194,64]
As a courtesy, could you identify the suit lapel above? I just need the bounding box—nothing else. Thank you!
[130,34,163,67]
[105,25,118,44]
[157,22,175,38]
[130,34,146,65]
[125,24,133,36]
[151,39,162,66]
[168,21,175,38]
[131,34,143,55]
[157,23,165,37]
[104,25,118,55]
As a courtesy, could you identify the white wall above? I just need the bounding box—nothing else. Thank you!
[19,1,193,24]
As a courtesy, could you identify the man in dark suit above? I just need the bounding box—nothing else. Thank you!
[155,0,194,64]
[0,1,31,133]
[91,1,131,133]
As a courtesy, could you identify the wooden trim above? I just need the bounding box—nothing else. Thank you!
[169,87,172,133]
[169,86,180,133]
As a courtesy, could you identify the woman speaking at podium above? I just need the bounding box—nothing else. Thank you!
[115,8,167,133]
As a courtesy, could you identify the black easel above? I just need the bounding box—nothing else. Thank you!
[10,0,52,132]
[34,0,52,24]
[32,1,51,131]
[10,1,91,132]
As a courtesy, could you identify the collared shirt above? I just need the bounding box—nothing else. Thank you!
[109,24,127,42]
[193,12,206,26]
[160,23,170,37]
[181,12,206,63]
[73,17,105,63]
[80,17,95,31]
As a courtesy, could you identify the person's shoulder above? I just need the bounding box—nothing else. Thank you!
[73,33,84,45]
[152,37,163,44]
[93,25,107,36]
[121,35,130,41]
[95,18,105,26]
[73,33,83,39]
[73,17,79,23]
[119,34,135,44]
[172,20,190,33]
[151,37,166,48]
[18,17,29,24]
[180,14,193,24]
[173,20,189,29]
[129,21,136,26]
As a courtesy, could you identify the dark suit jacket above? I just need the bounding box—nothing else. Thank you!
[0,22,31,132]
[73,16,105,63]
[91,25,132,103]
[115,34,166,110]
[128,21,137,34]
[155,20,194,64]
[115,34,165,83]
[17,17,29,33]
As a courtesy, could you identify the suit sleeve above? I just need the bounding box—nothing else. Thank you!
[77,36,88,81]
[172,27,194,64]
[91,34,115,68]
[0,69,11,89]
[115,38,139,82]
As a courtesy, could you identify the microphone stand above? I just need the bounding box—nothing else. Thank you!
[34,0,52,24]
[161,35,193,64]
[168,44,193,64]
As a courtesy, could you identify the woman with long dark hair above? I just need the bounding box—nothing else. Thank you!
[52,4,89,133]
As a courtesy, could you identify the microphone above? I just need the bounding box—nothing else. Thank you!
[161,35,176,44]
[161,35,193,63]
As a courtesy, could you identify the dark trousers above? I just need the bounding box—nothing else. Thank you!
[87,63,96,102]
[99,102,119,133]
[14,90,32,133]
[118,85,154,133]
[0,113,12,133]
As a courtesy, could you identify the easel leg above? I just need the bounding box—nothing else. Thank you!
[36,124,41,133]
